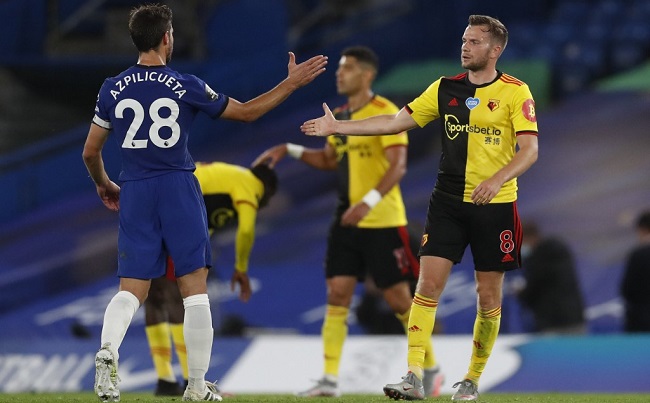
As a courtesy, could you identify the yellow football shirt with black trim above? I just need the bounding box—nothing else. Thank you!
[193,162,264,272]
[406,71,538,203]
[327,94,408,228]
[194,162,263,229]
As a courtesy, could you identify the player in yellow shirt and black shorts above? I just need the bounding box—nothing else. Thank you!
[301,16,539,402]
[145,161,277,396]
[255,46,443,398]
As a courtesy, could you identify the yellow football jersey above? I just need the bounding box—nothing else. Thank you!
[327,95,408,228]
[193,161,264,273]
[407,71,538,203]
[193,162,263,230]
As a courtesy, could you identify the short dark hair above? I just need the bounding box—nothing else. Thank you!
[341,46,379,73]
[637,210,650,231]
[468,15,508,49]
[128,4,173,52]
[250,163,278,209]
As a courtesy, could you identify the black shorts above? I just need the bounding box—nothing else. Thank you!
[419,191,522,271]
[325,223,419,289]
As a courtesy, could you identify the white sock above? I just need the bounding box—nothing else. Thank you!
[100,290,140,360]
[183,294,213,392]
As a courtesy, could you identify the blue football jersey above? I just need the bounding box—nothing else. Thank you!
[93,64,228,181]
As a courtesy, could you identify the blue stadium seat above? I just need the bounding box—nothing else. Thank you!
[582,23,610,43]
[529,42,562,66]
[507,22,541,49]
[551,1,590,22]
[594,0,625,19]
[555,62,593,96]
[562,40,608,77]
[544,22,576,46]
[612,19,650,44]
[630,0,650,17]
[610,42,647,72]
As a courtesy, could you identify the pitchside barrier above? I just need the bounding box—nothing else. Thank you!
[0,334,648,394]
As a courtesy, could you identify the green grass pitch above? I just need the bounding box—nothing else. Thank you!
[1,393,649,403]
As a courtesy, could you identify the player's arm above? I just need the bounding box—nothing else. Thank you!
[301,141,338,170]
[220,52,327,122]
[82,123,120,211]
[252,141,337,171]
[373,144,408,196]
[301,103,418,137]
[471,133,538,205]
[231,201,257,302]
[340,144,407,226]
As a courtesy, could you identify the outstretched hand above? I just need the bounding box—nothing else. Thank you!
[286,52,328,89]
[301,103,336,137]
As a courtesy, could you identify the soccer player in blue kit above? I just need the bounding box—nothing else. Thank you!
[82,4,327,402]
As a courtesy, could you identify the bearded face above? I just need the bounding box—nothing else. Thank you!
[460,25,496,72]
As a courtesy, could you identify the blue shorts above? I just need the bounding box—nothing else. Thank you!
[117,171,211,279]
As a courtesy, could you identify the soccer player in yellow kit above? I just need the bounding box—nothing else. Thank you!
[255,46,442,398]
[144,161,277,395]
[301,16,539,401]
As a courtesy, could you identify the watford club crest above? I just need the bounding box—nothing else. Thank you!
[488,99,500,111]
